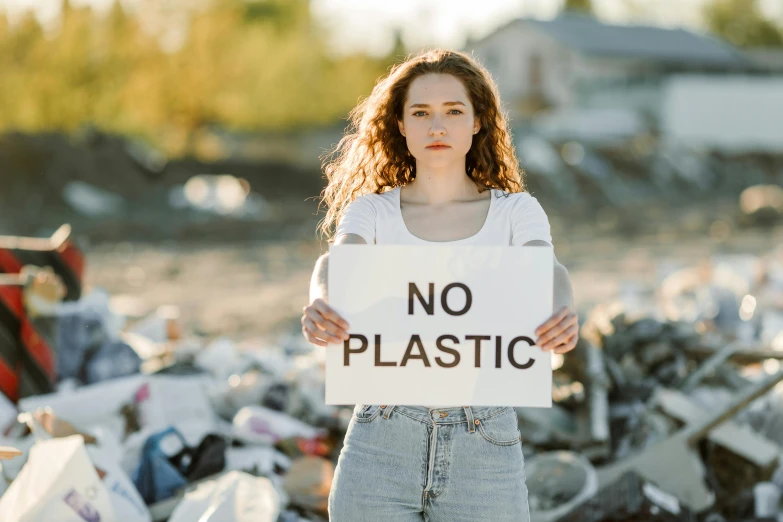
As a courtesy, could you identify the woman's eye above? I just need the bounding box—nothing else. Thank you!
[412,110,463,117]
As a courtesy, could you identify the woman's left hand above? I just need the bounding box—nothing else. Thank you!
[535,306,579,354]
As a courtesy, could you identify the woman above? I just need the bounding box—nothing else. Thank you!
[302,49,579,521]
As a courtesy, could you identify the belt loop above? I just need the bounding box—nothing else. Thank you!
[382,405,395,419]
[463,406,475,433]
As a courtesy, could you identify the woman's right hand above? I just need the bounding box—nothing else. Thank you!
[301,298,350,347]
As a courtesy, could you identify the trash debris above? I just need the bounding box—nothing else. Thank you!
[170,174,269,220]
[526,451,598,522]
[133,427,191,504]
[0,436,118,522]
[753,482,781,519]
[597,367,783,512]
[281,456,333,515]
[232,406,325,446]
[167,471,281,522]
[2,226,783,521]
[62,181,127,217]
[0,447,22,461]
[738,184,783,228]
[559,471,697,522]
[87,437,152,522]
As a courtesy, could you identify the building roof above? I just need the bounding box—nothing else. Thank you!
[483,13,753,69]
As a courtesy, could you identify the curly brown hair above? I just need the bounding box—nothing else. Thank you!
[318,48,527,241]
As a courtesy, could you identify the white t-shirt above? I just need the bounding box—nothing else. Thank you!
[335,186,552,247]
[334,186,553,409]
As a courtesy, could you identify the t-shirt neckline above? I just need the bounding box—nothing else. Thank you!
[394,187,496,244]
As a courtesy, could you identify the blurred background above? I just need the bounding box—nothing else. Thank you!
[1,1,783,520]
[1,0,781,340]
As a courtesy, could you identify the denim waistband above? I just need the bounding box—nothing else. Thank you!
[378,404,511,425]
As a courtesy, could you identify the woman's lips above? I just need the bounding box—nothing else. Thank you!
[426,145,450,150]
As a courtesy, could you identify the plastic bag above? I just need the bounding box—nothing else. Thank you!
[225,445,291,476]
[0,436,117,522]
[87,440,151,522]
[17,409,151,522]
[19,374,145,440]
[232,406,324,446]
[167,471,280,522]
[135,375,219,443]
[168,433,227,482]
[83,340,142,385]
[210,369,292,419]
[132,427,189,504]
[133,426,228,505]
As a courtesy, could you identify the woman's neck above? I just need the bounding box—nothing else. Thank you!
[404,161,482,205]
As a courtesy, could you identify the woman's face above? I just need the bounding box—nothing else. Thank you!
[398,73,480,170]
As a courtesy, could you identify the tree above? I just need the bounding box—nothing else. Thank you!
[0,0,400,154]
[561,0,594,15]
[704,0,783,48]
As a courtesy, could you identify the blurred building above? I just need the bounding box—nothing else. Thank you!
[467,12,783,153]
[467,12,755,120]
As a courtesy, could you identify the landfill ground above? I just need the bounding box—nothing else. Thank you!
[4,182,783,521]
[84,196,782,341]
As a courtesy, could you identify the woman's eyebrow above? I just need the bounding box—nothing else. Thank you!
[409,101,466,108]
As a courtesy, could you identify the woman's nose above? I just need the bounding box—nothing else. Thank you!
[429,117,446,135]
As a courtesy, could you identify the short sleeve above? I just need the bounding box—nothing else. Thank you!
[510,193,552,247]
[335,194,376,244]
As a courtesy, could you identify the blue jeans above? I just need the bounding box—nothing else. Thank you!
[329,404,530,521]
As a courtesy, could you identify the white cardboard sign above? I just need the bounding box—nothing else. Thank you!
[326,245,553,407]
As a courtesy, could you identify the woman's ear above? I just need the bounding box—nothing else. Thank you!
[398,120,405,137]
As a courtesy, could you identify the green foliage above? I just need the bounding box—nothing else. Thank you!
[704,0,783,48]
[562,0,594,15]
[0,0,394,154]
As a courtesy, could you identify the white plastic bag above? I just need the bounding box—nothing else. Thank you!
[18,374,145,440]
[0,435,117,522]
[232,406,323,445]
[196,338,244,380]
[225,446,291,476]
[168,471,280,522]
[86,429,151,522]
[135,374,219,444]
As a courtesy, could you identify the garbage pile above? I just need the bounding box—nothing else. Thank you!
[0,227,344,521]
[518,133,783,216]
[1,232,782,521]
[0,311,345,522]
[523,245,783,521]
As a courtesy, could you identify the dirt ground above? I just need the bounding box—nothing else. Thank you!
[83,197,782,343]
